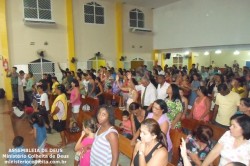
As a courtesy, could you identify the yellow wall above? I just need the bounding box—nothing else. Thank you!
[0,0,12,100]
[6,0,68,65]
[115,2,123,69]
[66,0,76,71]
[0,35,4,90]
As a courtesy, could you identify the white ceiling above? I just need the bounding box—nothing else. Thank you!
[102,0,180,9]
[121,0,180,8]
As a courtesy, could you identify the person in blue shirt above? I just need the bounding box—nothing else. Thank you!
[7,136,33,166]
[31,112,47,152]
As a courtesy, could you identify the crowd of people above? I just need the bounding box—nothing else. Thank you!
[5,60,250,166]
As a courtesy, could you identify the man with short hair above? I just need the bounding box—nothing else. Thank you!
[6,67,19,101]
[156,74,170,100]
[24,72,35,106]
[134,75,157,111]
[212,83,240,128]
[18,70,25,104]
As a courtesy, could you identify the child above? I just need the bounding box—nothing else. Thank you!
[90,106,119,166]
[74,118,97,166]
[32,112,47,153]
[8,136,33,166]
[120,110,133,139]
[12,101,24,118]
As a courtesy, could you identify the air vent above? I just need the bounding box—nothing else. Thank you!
[130,27,152,33]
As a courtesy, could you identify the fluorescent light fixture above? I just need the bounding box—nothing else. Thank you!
[233,50,240,55]
[215,50,222,54]
[184,51,190,55]
[204,51,209,56]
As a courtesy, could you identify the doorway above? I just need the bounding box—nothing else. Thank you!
[131,60,144,69]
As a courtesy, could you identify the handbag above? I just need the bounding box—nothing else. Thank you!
[69,121,80,133]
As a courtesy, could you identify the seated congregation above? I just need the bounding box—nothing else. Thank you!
[7,62,250,166]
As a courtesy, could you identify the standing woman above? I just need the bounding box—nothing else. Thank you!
[76,73,85,97]
[116,75,139,110]
[189,86,211,122]
[131,119,168,166]
[179,88,189,119]
[189,73,201,107]
[146,99,173,161]
[202,114,250,166]
[50,84,68,148]
[179,75,191,98]
[166,84,183,129]
[69,79,81,121]
[94,77,104,105]
[90,106,119,166]
[87,73,96,98]
[129,102,148,145]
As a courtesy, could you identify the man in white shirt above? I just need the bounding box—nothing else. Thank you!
[134,76,157,111]
[156,74,170,100]
[37,85,51,133]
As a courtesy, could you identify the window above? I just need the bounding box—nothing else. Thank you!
[173,55,183,68]
[23,0,52,22]
[129,9,144,28]
[84,2,104,24]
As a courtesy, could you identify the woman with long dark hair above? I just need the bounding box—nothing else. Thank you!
[94,77,104,105]
[129,102,148,146]
[131,118,168,166]
[166,84,183,129]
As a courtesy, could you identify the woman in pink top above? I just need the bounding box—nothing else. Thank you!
[69,79,81,121]
[75,118,97,166]
[189,86,211,122]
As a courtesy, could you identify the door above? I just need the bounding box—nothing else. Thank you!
[131,60,144,69]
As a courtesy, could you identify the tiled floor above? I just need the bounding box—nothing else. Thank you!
[0,99,131,166]
[0,99,15,165]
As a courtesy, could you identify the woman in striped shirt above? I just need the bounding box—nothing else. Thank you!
[90,105,119,166]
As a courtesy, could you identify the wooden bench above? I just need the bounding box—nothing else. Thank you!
[181,118,227,141]
[114,107,123,121]
[170,129,187,165]
[119,134,134,159]
[80,97,99,116]
[103,92,123,106]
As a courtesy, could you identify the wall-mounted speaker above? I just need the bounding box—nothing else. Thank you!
[165,53,171,59]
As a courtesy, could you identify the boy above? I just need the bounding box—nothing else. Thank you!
[7,136,33,166]
[120,110,132,139]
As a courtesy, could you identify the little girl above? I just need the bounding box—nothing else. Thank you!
[32,112,47,152]
[74,118,97,166]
